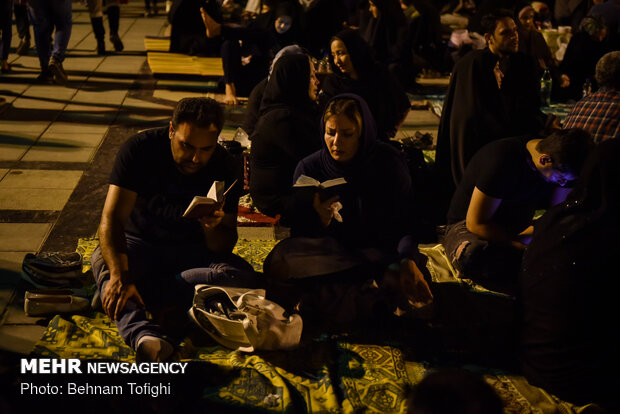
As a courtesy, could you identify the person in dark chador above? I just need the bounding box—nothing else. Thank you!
[442,128,593,292]
[321,28,410,142]
[435,9,554,218]
[520,138,620,411]
[91,98,256,362]
[359,0,418,90]
[249,53,322,222]
[559,15,610,101]
[242,44,306,137]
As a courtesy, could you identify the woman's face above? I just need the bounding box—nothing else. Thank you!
[308,58,319,101]
[324,113,361,163]
[368,1,380,19]
[519,10,535,31]
[330,39,357,78]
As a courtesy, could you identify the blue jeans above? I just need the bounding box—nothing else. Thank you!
[27,0,72,70]
[91,234,257,350]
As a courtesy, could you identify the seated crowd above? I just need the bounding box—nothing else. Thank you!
[85,1,619,411]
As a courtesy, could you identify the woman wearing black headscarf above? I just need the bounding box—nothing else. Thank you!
[359,0,418,90]
[321,29,410,142]
[249,53,321,222]
[520,138,620,409]
[292,93,412,252]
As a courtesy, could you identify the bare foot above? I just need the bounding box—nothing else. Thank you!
[399,259,433,309]
[200,8,221,38]
[223,83,239,105]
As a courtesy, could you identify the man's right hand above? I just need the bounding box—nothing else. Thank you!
[102,278,144,321]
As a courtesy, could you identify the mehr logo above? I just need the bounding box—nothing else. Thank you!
[21,359,82,374]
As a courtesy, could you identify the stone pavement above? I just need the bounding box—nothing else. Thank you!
[0,3,442,356]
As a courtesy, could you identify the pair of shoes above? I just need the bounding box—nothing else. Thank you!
[17,37,31,55]
[135,335,174,362]
[22,252,84,289]
[110,34,124,52]
[48,57,68,85]
[24,294,90,317]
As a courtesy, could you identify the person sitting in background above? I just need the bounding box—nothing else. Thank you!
[201,0,303,105]
[517,5,570,94]
[559,15,610,101]
[242,44,306,136]
[359,0,418,91]
[520,138,620,411]
[321,28,410,142]
[435,9,552,220]
[249,53,321,222]
[443,128,593,291]
[563,52,619,143]
[168,0,223,57]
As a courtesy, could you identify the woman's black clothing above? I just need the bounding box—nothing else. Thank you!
[250,54,321,221]
[322,29,410,142]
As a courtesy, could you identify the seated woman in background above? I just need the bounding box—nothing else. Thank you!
[520,138,620,410]
[249,53,321,223]
[321,29,410,142]
[264,93,432,324]
[242,44,306,136]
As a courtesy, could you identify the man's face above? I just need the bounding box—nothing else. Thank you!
[538,164,577,187]
[169,121,219,175]
[487,18,519,56]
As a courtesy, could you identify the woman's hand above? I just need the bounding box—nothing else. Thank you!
[312,193,340,228]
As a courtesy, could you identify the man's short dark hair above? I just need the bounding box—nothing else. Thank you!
[536,128,594,174]
[171,97,224,131]
[595,51,620,90]
[481,9,514,35]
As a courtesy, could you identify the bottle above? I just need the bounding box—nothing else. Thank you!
[540,68,552,107]
[582,78,592,98]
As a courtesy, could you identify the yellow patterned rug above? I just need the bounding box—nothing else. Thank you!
[30,311,592,413]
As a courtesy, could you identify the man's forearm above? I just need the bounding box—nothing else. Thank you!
[99,217,131,283]
[466,221,523,247]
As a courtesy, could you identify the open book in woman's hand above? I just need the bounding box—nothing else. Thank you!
[183,179,237,219]
[293,175,347,202]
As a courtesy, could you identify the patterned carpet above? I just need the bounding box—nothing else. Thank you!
[30,240,597,412]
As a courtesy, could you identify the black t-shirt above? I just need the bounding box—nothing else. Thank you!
[447,136,555,234]
[110,127,242,245]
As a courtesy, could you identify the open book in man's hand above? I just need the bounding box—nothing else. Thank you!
[183,179,237,219]
[293,175,347,201]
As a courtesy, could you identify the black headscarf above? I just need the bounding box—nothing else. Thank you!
[318,93,379,179]
[360,0,409,65]
[322,29,410,141]
[259,53,314,114]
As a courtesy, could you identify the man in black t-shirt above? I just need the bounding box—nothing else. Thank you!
[442,128,593,288]
[91,98,255,361]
